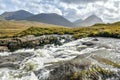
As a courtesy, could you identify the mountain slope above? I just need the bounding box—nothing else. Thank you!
[27,13,73,27]
[0,16,5,20]
[75,15,103,26]
[73,19,83,25]
[1,10,34,20]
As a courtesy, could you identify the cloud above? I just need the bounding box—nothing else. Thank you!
[60,0,120,22]
[0,0,120,23]
[61,0,107,4]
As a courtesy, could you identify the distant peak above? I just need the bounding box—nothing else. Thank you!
[88,14,99,18]
[40,13,58,15]
[17,10,26,11]
[1,10,33,20]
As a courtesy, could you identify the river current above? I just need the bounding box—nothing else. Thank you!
[0,37,120,80]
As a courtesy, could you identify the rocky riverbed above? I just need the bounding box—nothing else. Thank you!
[0,37,120,80]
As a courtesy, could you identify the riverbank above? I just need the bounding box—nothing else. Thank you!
[0,35,73,52]
[14,25,120,39]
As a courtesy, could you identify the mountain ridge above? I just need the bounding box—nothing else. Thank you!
[0,10,103,27]
[1,10,34,20]
[74,15,103,26]
[0,16,5,20]
[27,13,73,27]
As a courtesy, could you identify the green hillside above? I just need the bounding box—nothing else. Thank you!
[16,22,120,39]
[0,20,120,39]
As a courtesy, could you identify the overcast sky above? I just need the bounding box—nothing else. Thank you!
[0,0,120,23]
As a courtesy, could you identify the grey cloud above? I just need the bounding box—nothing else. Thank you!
[63,9,78,21]
[114,1,119,8]
[61,0,106,4]
[103,14,120,22]
[0,0,120,23]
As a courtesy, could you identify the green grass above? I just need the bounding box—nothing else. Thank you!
[0,20,120,39]
[15,22,120,39]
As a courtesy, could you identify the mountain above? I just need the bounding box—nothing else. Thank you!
[1,10,34,20]
[27,13,73,27]
[75,15,103,26]
[0,16,5,20]
[73,19,83,25]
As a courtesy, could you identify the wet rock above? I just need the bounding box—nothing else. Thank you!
[74,53,91,59]
[7,41,21,52]
[0,46,9,52]
[0,35,73,52]
[35,57,120,80]
[0,52,33,69]
[70,66,119,80]
[91,55,120,68]
[76,45,87,51]
[35,58,91,80]
[0,52,33,63]
[82,41,95,46]
[0,63,19,69]
[0,39,12,46]
[92,38,99,41]
[97,44,113,49]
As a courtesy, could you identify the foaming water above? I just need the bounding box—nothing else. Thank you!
[0,37,120,80]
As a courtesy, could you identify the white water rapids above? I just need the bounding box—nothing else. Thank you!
[0,37,120,80]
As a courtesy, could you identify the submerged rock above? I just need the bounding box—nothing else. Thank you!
[0,63,19,69]
[76,45,87,51]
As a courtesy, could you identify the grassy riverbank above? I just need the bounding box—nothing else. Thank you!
[0,20,120,39]
[16,22,120,39]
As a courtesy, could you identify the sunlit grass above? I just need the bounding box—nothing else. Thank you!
[0,20,64,38]
[0,20,120,39]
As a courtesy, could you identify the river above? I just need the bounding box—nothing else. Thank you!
[0,37,120,80]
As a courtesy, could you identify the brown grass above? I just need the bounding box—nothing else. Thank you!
[0,20,63,37]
